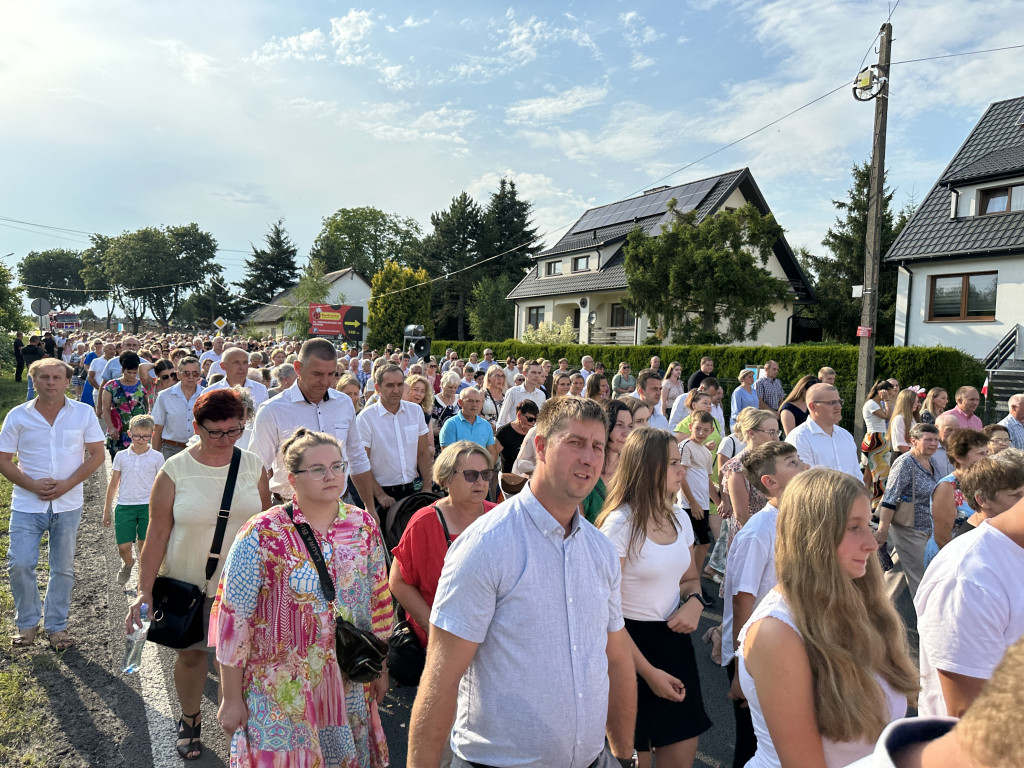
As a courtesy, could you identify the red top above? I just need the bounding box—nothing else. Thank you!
[391,501,497,646]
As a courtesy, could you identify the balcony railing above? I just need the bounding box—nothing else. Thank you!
[588,327,636,346]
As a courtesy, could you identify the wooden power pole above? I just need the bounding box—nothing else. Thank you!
[854,22,892,444]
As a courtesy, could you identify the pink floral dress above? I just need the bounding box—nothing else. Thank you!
[211,501,393,768]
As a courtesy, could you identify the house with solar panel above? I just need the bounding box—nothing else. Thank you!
[507,168,817,345]
[889,96,1024,363]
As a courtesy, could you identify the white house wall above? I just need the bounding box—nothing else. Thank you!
[894,255,1022,358]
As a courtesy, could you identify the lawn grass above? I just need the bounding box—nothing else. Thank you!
[0,377,59,764]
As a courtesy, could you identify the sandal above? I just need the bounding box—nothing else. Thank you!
[176,711,202,761]
[11,627,38,649]
[47,630,74,651]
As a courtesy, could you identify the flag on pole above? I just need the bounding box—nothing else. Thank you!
[982,377,989,396]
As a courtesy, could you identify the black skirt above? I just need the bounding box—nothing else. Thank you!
[624,617,713,750]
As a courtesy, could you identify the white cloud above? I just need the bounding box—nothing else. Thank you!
[152,40,217,84]
[330,10,375,64]
[402,16,431,29]
[505,85,608,125]
[620,11,663,69]
[344,102,477,153]
[247,29,327,66]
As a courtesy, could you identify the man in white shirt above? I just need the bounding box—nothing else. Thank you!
[357,363,432,515]
[635,370,669,430]
[580,355,595,380]
[99,336,141,388]
[88,342,117,417]
[205,347,268,408]
[250,338,374,512]
[199,335,224,367]
[151,356,204,459]
[496,359,547,427]
[0,359,105,649]
[785,383,861,478]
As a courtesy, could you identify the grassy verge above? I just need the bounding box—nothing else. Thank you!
[0,377,54,766]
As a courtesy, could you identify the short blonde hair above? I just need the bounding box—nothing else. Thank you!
[28,358,72,380]
[433,441,494,488]
[440,370,461,389]
[128,414,155,432]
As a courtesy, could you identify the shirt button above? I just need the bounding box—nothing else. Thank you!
[578,693,583,699]
[572,645,577,650]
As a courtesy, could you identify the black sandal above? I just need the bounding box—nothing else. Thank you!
[175,711,202,761]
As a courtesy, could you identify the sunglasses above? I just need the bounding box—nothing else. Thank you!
[159,372,178,382]
[457,468,496,483]
[524,415,537,423]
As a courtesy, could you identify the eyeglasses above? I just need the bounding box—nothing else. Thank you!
[179,370,201,378]
[199,424,245,440]
[811,399,844,407]
[753,428,781,437]
[989,437,1011,445]
[457,468,496,483]
[523,415,537,423]
[129,433,152,441]
[159,372,178,382]
[294,461,348,480]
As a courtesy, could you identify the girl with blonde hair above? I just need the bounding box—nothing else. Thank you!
[597,428,712,767]
[738,468,917,767]
[887,389,920,455]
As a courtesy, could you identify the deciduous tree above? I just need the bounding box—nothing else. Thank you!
[623,202,790,344]
[236,218,300,305]
[309,207,421,280]
[17,249,87,311]
[367,261,432,350]
[284,259,333,341]
[0,264,30,334]
[82,234,117,328]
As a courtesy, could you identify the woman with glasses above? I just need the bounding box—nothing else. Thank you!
[983,424,1011,455]
[100,351,154,459]
[495,399,538,473]
[212,427,392,768]
[612,362,636,396]
[152,358,178,394]
[128,389,270,760]
[480,365,508,429]
[153,356,205,461]
[389,442,496,699]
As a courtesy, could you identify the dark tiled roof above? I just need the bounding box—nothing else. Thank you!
[245,268,359,324]
[887,96,1024,263]
[509,168,816,303]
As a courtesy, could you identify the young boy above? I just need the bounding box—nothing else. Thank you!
[678,410,722,576]
[102,414,164,585]
[721,441,807,766]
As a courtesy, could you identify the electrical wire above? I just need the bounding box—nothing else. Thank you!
[20,279,202,293]
[891,43,1024,66]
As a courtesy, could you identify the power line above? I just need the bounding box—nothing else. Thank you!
[891,42,1024,66]
[21,279,202,293]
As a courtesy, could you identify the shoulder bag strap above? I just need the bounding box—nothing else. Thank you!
[284,502,337,603]
[204,447,243,584]
[434,505,453,548]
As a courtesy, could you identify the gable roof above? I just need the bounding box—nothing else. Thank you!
[886,96,1024,264]
[507,168,815,303]
[244,268,365,324]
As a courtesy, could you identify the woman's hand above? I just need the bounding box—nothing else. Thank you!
[126,591,152,634]
[666,598,704,634]
[370,671,389,705]
[217,697,248,735]
[727,673,747,707]
[873,526,889,547]
[643,667,686,702]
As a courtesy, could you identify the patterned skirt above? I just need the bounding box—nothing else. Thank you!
[861,431,890,507]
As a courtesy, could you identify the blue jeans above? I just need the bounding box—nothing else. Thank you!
[26,375,35,400]
[8,505,83,633]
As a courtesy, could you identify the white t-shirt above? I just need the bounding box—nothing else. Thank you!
[199,350,221,366]
[862,399,887,434]
[600,504,695,621]
[721,503,779,666]
[915,522,1024,717]
[890,415,916,449]
[112,447,165,505]
[89,355,110,384]
[679,438,713,510]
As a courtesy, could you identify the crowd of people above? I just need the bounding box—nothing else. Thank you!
[2,330,1023,768]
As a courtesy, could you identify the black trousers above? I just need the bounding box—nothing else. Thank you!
[726,659,757,768]
[15,358,23,382]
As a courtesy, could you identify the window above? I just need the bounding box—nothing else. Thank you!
[979,185,1024,215]
[928,272,997,321]
[545,260,563,276]
[527,306,545,326]
[610,303,635,327]
[572,255,590,272]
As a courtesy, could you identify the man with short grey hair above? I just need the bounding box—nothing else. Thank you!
[931,413,959,477]
[580,355,595,380]
[998,394,1024,450]
[205,347,268,407]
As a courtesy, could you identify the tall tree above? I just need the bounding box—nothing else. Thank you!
[309,207,422,280]
[467,274,516,341]
[623,201,791,344]
[417,192,484,341]
[175,269,246,329]
[236,218,300,305]
[479,178,543,278]
[0,263,30,333]
[800,162,910,346]
[82,234,117,328]
[367,261,432,350]
[284,259,333,341]
[17,249,87,311]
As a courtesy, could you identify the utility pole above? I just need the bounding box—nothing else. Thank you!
[854,22,892,444]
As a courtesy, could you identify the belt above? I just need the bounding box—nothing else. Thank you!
[381,482,415,496]
[161,439,188,448]
[468,759,600,768]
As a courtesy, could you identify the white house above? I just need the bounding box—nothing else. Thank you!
[243,267,372,339]
[889,95,1024,359]
[506,168,817,345]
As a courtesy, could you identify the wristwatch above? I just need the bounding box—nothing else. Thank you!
[616,751,639,768]
[683,592,711,608]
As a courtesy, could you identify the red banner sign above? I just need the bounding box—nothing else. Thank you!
[856,326,872,337]
[308,304,364,342]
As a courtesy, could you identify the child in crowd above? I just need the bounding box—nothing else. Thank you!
[679,410,721,578]
[720,441,808,767]
[102,414,164,585]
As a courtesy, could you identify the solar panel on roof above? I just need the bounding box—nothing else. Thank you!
[567,176,721,235]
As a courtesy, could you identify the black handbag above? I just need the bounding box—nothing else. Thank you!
[286,504,389,684]
[148,448,242,649]
[387,505,453,687]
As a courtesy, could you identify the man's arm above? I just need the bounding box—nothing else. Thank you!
[408,626,479,768]
[417,432,433,490]
[0,452,56,498]
[151,423,164,452]
[40,441,105,502]
[938,670,987,718]
[605,628,638,761]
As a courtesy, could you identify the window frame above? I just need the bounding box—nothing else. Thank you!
[978,184,1024,216]
[610,303,635,327]
[527,306,545,327]
[545,260,563,276]
[926,271,998,322]
[571,255,591,272]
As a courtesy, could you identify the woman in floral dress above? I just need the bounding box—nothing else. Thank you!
[213,428,392,768]
[100,351,153,458]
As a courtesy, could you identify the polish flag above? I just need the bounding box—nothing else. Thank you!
[982,377,989,396]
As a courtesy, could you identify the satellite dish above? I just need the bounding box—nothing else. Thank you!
[853,65,887,102]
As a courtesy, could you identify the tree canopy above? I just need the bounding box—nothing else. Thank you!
[623,202,791,344]
[309,207,421,280]
[0,264,30,333]
[468,273,516,341]
[367,261,432,350]
[284,260,333,340]
[17,249,87,311]
[236,218,300,306]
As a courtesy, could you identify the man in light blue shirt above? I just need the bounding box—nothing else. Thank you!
[439,387,497,460]
[409,397,637,768]
[997,394,1024,450]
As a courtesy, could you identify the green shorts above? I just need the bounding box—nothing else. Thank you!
[114,504,149,546]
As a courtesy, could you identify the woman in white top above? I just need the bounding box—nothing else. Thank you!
[887,388,920,456]
[860,380,894,510]
[737,468,917,768]
[597,427,711,768]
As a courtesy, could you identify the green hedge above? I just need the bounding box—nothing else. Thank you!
[433,340,985,431]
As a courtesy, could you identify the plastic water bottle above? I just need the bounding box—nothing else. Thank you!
[123,603,150,674]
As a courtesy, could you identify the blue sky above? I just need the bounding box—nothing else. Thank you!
[1,1,1021,314]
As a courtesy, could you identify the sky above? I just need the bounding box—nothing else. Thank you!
[1,0,1022,316]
